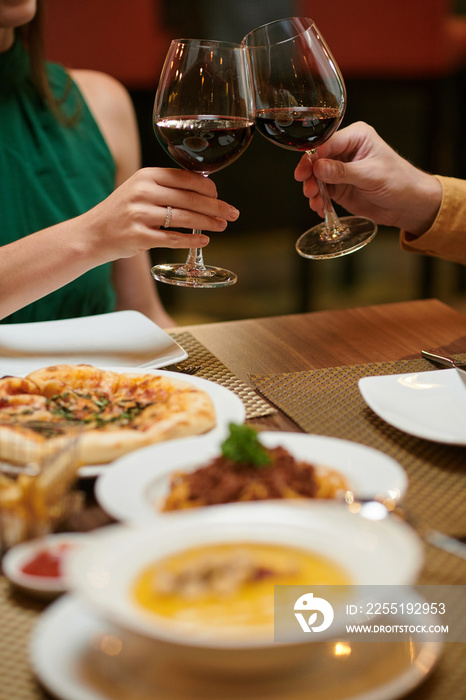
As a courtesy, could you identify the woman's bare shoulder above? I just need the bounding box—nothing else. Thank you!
[69,69,140,179]
[70,69,133,116]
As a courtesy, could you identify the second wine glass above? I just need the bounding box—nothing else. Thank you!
[152,39,255,287]
[243,17,377,259]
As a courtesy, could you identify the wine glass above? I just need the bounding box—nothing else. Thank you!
[243,17,377,259]
[151,39,255,287]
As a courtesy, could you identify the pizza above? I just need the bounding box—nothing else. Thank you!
[0,364,216,466]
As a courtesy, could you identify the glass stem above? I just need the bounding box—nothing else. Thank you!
[308,149,348,240]
[183,170,211,271]
[185,234,207,270]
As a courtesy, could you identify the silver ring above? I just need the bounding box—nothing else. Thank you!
[163,206,173,228]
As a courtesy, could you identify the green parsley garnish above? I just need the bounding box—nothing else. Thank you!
[221,423,271,467]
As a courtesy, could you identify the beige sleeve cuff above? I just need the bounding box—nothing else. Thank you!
[400,175,466,265]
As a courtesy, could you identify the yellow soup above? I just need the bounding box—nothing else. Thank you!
[132,542,350,633]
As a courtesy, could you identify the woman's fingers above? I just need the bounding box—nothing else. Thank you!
[155,205,230,233]
[151,227,211,249]
[146,167,219,196]
[135,168,240,227]
[161,189,240,225]
[85,167,242,262]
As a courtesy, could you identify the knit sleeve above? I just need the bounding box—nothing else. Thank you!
[400,175,466,265]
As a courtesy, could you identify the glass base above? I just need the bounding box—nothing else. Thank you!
[151,263,237,288]
[296,216,377,260]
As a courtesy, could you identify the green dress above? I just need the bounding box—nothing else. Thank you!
[0,39,117,323]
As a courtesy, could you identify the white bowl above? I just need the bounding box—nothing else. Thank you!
[66,502,424,677]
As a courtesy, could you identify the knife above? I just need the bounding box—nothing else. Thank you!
[424,529,466,561]
[421,350,466,375]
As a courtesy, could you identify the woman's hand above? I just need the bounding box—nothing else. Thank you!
[294,122,442,236]
[81,167,240,264]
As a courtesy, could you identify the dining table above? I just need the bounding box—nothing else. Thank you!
[1,297,466,700]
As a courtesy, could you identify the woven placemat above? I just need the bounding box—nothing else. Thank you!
[0,578,49,700]
[251,358,466,581]
[169,330,276,420]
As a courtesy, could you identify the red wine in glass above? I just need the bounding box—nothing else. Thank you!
[155,116,255,176]
[255,106,341,151]
[244,17,377,259]
[151,39,255,288]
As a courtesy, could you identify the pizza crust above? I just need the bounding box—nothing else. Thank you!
[0,365,216,466]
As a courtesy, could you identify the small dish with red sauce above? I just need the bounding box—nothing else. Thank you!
[2,533,87,598]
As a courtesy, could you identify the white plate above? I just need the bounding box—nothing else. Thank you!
[95,432,407,522]
[0,310,187,375]
[30,594,442,700]
[1,533,88,599]
[81,368,245,478]
[359,368,466,445]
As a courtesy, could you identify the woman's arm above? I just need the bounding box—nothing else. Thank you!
[0,167,237,320]
[0,71,239,323]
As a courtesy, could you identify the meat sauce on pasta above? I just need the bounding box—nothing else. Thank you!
[161,444,348,511]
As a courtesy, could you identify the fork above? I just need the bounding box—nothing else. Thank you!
[165,364,201,375]
[349,497,466,560]
[421,350,466,371]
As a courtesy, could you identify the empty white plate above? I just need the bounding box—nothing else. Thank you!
[0,310,187,374]
[359,368,466,444]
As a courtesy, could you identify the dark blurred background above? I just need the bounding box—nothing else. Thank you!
[43,0,466,324]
